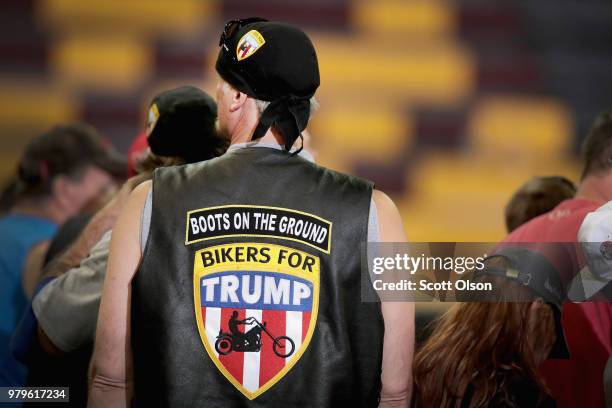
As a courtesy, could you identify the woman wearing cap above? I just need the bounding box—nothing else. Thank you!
[413,252,560,407]
[413,298,556,407]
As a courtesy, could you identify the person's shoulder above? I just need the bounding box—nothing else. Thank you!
[310,161,374,190]
[504,214,549,242]
[0,215,57,251]
[503,199,577,242]
[372,189,396,212]
[153,155,232,186]
[0,214,56,230]
[0,215,15,237]
[120,180,151,219]
[133,179,152,196]
[508,198,604,242]
[372,189,406,242]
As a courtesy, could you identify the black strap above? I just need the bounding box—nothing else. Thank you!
[252,96,310,151]
[290,134,304,157]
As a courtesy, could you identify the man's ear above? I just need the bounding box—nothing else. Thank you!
[51,175,76,212]
[51,175,68,203]
[229,90,248,113]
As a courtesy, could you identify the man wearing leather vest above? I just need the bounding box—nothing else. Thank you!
[90,19,414,408]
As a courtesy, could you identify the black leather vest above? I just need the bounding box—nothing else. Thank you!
[132,147,384,407]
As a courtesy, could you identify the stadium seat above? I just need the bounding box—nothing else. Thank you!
[0,80,75,129]
[352,0,455,38]
[468,95,573,160]
[220,0,350,29]
[51,35,152,92]
[37,0,215,38]
[400,151,579,241]
[310,103,412,164]
[399,194,507,242]
[313,34,475,106]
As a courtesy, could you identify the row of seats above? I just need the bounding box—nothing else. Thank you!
[0,0,591,242]
[37,0,216,39]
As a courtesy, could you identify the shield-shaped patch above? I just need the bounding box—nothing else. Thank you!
[193,242,319,400]
[236,29,266,61]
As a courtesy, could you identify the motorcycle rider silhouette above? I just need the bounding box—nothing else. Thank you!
[216,311,295,357]
[229,310,261,349]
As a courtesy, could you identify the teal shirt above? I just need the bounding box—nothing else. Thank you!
[0,214,57,386]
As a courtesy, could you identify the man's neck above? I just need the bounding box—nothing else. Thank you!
[229,122,285,148]
[575,173,612,203]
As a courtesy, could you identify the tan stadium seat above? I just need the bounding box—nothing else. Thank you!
[400,151,579,241]
[51,35,152,92]
[37,0,216,38]
[352,0,455,39]
[399,194,507,242]
[468,95,573,160]
[0,80,75,180]
[313,34,475,106]
[310,103,412,166]
[0,80,76,129]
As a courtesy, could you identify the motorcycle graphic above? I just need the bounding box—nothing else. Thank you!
[215,315,295,358]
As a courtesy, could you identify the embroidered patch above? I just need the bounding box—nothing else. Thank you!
[146,103,159,137]
[185,205,332,254]
[236,30,266,61]
[193,242,319,399]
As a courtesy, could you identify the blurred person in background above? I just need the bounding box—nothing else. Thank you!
[13,86,224,407]
[0,123,124,387]
[413,268,559,407]
[577,201,612,298]
[502,111,612,407]
[505,176,576,233]
[576,201,612,407]
[413,173,580,406]
[40,156,126,269]
[127,131,149,177]
[91,19,414,407]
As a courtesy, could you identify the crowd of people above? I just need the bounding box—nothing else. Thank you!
[0,17,610,408]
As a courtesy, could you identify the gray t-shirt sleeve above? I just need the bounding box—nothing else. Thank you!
[141,189,152,253]
[368,198,380,243]
[32,230,112,352]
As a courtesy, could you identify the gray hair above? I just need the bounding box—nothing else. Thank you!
[254,97,319,118]
[219,79,319,118]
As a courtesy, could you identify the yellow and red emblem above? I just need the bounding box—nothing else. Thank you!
[193,242,320,399]
[236,30,266,61]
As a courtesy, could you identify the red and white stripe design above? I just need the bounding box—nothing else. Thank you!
[201,307,311,392]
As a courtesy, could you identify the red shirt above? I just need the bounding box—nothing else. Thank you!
[127,132,149,177]
[504,198,612,407]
